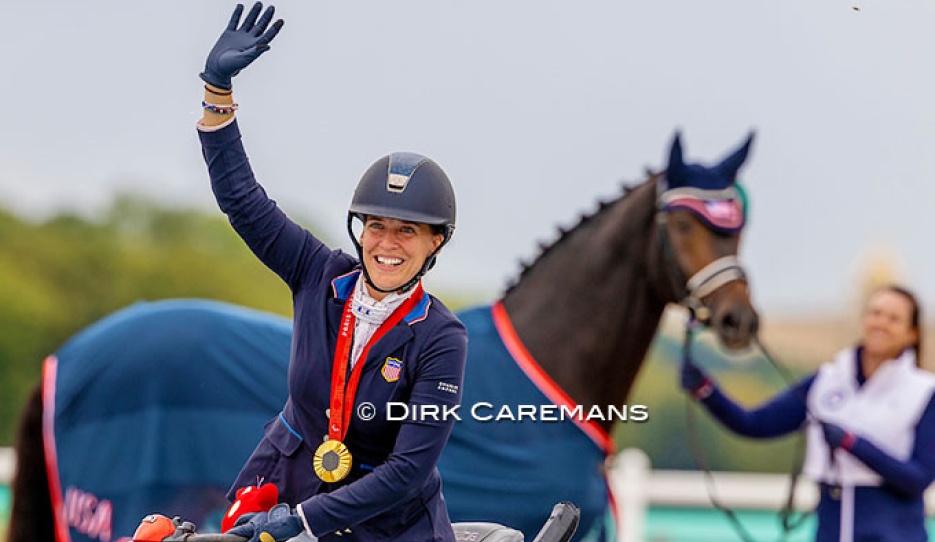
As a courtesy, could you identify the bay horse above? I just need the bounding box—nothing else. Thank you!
[438,131,757,541]
[8,131,759,542]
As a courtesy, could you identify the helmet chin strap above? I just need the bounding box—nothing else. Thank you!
[359,259,423,295]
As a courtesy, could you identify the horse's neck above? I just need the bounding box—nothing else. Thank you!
[501,179,669,427]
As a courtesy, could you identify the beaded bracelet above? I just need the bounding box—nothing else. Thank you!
[202,101,239,115]
[692,377,715,400]
[840,431,858,452]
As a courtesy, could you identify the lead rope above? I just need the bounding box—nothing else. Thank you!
[683,314,759,542]
[683,311,813,542]
[751,336,812,536]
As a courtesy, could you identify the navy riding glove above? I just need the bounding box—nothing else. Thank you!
[821,421,858,451]
[227,503,305,542]
[227,511,265,532]
[201,2,284,89]
[680,360,714,399]
[225,509,269,539]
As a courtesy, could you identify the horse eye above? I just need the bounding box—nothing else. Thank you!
[672,216,693,234]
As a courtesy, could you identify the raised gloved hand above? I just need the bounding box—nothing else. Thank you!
[680,359,714,399]
[227,503,305,542]
[821,421,858,451]
[201,2,285,90]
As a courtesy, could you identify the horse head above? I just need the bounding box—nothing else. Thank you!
[655,131,758,350]
[500,130,761,412]
[443,132,765,540]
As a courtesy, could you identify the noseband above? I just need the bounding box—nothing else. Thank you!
[655,181,748,323]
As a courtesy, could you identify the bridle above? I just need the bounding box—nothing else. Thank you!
[653,178,814,541]
[654,180,748,321]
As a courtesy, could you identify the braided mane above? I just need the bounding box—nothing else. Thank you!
[503,175,650,295]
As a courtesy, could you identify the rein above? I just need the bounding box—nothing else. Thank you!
[681,309,814,542]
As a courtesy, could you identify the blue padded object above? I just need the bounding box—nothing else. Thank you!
[45,299,292,542]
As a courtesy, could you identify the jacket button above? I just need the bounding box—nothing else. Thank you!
[326,408,331,419]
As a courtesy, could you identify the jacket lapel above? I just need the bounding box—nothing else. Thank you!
[326,297,347,338]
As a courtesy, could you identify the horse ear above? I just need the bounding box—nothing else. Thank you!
[666,131,686,187]
[715,131,756,184]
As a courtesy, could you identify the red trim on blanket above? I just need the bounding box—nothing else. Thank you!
[490,302,615,455]
[42,356,71,542]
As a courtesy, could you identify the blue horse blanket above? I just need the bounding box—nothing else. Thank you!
[42,299,291,542]
[438,304,615,542]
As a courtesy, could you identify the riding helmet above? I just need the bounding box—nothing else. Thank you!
[346,152,457,291]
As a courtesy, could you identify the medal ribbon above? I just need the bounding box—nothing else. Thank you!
[328,281,424,442]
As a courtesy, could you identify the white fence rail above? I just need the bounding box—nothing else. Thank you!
[609,448,935,542]
[610,448,818,542]
[0,447,13,489]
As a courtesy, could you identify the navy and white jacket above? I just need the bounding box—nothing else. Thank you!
[699,347,935,542]
[199,120,468,542]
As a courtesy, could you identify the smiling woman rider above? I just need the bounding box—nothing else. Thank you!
[195,3,467,542]
[682,285,935,542]
[359,216,442,294]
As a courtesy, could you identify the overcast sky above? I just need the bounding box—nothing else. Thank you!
[1,0,933,316]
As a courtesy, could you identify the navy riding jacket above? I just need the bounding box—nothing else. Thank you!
[199,120,468,542]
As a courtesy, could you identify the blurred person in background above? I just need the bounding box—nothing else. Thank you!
[682,284,935,542]
[195,3,467,541]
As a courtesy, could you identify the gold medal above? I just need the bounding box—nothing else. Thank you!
[314,439,352,482]
[319,280,423,484]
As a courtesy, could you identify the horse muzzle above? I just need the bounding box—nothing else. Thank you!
[682,256,759,350]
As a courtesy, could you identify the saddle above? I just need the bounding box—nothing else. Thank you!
[452,522,523,542]
[130,504,576,542]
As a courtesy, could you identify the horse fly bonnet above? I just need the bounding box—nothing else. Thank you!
[658,131,754,235]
